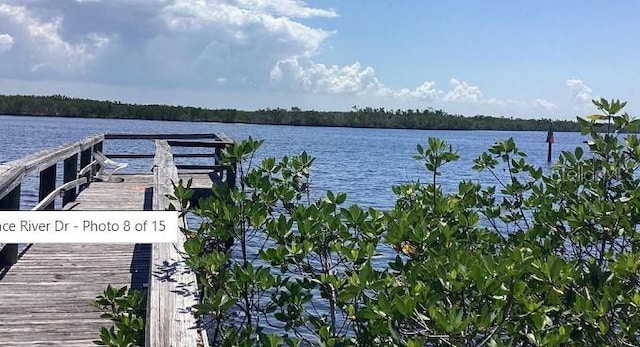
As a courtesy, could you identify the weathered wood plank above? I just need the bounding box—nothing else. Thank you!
[176,164,225,170]
[0,134,104,216]
[63,154,79,204]
[178,172,215,189]
[105,153,217,159]
[105,133,231,143]
[216,132,234,145]
[33,177,88,211]
[38,164,57,211]
[0,242,150,345]
[0,164,25,201]
[63,174,153,211]
[0,133,227,345]
[146,140,204,347]
[0,134,103,181]
[79,148,92,191]
[167,140,231,148]
[0,174,150,346]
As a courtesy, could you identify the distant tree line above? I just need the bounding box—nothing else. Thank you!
[0,94,580,131]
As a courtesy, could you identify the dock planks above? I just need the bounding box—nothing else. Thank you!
[146,141,204,347]
[0,174,153,346]
[0,244,150,346]
[62,174,154,211]
[0,132,230,346]
[0,172,214,346]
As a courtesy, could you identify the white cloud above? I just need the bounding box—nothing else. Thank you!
[270,58,384,94]
[443,78,483,102]
[0,0,563,116]
[0,0,334,87]
[0,33,13,52]
[234,0,338,18]
[473,97,556,110]
[270,57,557,114]
[87,33,111,49]
[158,0,332,67]
[161,0,332,52]
[151,0,335,88]
[0,3,110,74]
[566,79,594,104]
[531,98,556,110]
[409,81,441,100]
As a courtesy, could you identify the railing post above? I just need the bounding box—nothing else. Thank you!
[214,147,221,165]
[80,148,92,191]
[94,141,103,153]
[0,184,20,267]
[63,154,78,205]
[224,144,236,188]
[92,141,103,177]
[213,147,222,180]
[227,162,237,188]
[147,140,204,346]
[39,164,57,210]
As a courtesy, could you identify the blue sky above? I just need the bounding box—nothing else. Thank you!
[0,0,638,119]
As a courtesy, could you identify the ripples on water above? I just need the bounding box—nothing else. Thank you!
[1,115,585,211]
[1,115,586,340]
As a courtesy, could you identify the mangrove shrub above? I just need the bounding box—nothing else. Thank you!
[175,99,640,346]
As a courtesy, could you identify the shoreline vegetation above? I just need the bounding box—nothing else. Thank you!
[157,99,640,345]
[0,94,581,132]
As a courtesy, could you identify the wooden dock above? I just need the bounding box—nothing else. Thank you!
[0,243,151,346]
[0,134,235,346]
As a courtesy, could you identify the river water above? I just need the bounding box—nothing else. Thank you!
[1,115,588,340]
[0,115,584,210]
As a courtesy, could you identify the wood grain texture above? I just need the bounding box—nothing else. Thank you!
[167,140,231,148]
[0,134,103,188]
[105,153,217,159]
[0,175,152,346]
[215,133,234,145]
[0,134,103,206]
[0,165,25,202]
[0,243,150,345]
[146,140,205,347]
[105,133,226,141]
[0,134,221,346]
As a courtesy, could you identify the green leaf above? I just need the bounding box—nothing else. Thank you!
[550,257,563,280]
[335,192,347,205]
[395,295,416,316]
[407,338,425,347]
[575,146,583,160]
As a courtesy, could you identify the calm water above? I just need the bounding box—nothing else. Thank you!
[1,115,586,339]
[0,115,585,210]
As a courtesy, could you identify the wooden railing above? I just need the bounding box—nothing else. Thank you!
[0,132,235,345]
[0,134,105,265]
[102,133,236,188]
[146,140,207,346]
[143,135,234,346]
[0,132,236,266]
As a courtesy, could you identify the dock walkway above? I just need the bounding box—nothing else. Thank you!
[0,134,234,346]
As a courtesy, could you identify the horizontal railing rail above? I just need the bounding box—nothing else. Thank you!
[0,132,234,267]
[0,134,104,201]
[103,153,218,159]
[146,140,207,347]
[0,131,234,345]
[31,177,89,211]
[0,134,105,266]
[0,132,234,203]
[105,132,234,144]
